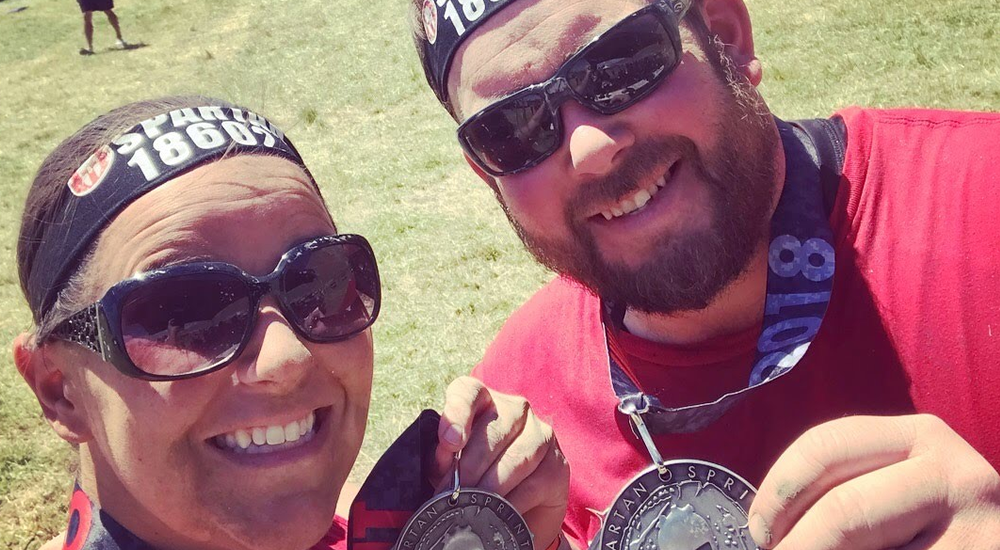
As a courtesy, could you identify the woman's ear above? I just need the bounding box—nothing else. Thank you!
[13,333,93,444]
[696,0,762,86]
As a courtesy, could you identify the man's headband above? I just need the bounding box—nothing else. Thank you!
[27,105,312,320]
[418,0,516,108]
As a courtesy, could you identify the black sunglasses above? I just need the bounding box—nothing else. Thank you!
[47,234,381,381]
[457,0,691,177]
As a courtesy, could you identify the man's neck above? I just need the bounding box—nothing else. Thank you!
[622,247,768,346]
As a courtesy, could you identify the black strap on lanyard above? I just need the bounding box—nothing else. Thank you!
[606,117,847,435]
[793,116,847,218]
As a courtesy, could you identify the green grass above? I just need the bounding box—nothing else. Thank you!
[0,0,997,547]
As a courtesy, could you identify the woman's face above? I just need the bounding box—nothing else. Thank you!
[51,155,373,550]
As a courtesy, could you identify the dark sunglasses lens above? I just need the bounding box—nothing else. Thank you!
[121,275,251,376]
[567,12,676,110]
[281,242,379,341]
[461,91,558,174]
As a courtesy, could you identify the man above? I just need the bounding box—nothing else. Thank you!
[75,0,127,55]
[408,0,1000,548]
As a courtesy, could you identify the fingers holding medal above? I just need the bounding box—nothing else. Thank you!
[748,414,1000,550]
[426,376,571,550]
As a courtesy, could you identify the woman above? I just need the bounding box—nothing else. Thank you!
[14,96,569,550]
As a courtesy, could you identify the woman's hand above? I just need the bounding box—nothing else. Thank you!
[434,376,571,550]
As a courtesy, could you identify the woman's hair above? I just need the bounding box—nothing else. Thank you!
[17,96,235,341]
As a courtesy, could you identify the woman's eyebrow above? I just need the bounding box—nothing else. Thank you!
[138,253,217,273]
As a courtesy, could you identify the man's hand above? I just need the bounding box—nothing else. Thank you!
[748,414,1000,549]
[435,376,571,550]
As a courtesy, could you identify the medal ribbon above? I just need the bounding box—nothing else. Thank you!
[61,484,155,550]
[349,410,441,550]
[605,118,843,434]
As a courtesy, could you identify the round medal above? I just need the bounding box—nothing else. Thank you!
[395,453,533,550]
[598,459,758,550]
[395,488,532,550]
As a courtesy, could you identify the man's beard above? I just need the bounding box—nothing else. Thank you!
[501,44,780,314]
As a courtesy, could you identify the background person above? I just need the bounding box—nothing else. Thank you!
[16,96,569,550]
[406,0,1000,547]
[76,0,126,55]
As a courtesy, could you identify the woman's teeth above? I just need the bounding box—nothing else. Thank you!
[214,411,317,454]
[601,174,668,221]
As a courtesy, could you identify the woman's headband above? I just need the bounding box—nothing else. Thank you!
[27,105,312,319]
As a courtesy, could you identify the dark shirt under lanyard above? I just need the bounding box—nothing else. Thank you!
[61,485,154,550]
[60,484,348,550]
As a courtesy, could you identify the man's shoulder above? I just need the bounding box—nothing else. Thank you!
[834,106,1000,148]
[512,275,596,315]
[835,106,1000,125]
[491,275,600,347]
[830,106,1000,226]
[475,276,603,384]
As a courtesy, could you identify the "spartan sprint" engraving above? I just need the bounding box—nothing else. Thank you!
[396,488,533,550]
[597,460,759,550]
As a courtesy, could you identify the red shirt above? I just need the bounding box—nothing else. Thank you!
[473,108,1000,548]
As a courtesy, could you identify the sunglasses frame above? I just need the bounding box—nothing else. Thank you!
[457,0,692,177]
[47,234,381,381]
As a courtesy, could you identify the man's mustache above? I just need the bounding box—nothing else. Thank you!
[569,136,699,214]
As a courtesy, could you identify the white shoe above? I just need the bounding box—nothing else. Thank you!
[115,39,128,49]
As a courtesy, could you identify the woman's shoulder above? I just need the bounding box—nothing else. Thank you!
[38,533,64,550]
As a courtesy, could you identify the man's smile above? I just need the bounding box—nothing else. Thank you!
[593,161,680,222]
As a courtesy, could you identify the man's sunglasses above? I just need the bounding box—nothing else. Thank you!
[48,234,381,381]
[457,0,692,177]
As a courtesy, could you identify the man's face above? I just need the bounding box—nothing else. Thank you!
[56,156,372,550]
[448,0,782,313]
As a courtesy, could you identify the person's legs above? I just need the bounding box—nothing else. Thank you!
[82,11,94,52]
[104,9,124,42]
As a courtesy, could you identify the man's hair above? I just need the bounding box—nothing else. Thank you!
[17,96,235,341]
[405,0,710,121]
[405,0,460,120]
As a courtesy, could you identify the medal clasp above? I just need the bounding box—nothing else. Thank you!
[619,395,669,477]
[450,451,461,504]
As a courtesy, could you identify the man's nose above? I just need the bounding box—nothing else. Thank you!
[562,101,635,177]
[234,297,312,388]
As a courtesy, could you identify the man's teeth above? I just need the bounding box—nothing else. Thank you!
[601,175,667,221]
[215,411,317,454]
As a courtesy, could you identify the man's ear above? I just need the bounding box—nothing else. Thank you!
[463,153,501,195]
[696,0,762,86]
[13,333,92,444]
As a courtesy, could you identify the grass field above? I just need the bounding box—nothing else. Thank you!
[0,0,997,547]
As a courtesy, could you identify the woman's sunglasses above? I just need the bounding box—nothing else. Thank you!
[48,234,381,381]
[457,0,691,177]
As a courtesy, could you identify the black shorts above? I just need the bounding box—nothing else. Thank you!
[77,0,114,13]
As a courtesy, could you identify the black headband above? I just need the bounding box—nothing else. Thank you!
[418,0,517,107]
[27,105,312,320]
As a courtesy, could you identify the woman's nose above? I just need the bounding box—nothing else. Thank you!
[234,298,313,388]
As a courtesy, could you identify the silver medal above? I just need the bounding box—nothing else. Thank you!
[595,399,759,550]
[597,459,757,550]
[395,453,533,550]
